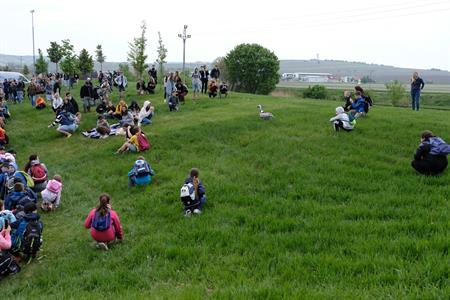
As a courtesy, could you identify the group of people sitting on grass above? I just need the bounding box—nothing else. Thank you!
[163,70,229,112]
[1,152,64,279]
[329,85,373,132]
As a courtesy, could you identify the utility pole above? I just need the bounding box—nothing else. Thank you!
[178,25,191,81]
[30,9,36,74]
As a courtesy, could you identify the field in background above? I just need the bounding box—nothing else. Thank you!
[278,81,450,93]
[2,83,449,298]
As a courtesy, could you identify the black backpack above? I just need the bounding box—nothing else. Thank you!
[0,251,21,279]
[21,220,43,258]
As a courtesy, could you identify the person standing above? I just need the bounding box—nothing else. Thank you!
[191,67,201,100]
[200,66,209,94]
[80,79,94,112]
[148,65,158,85]
[210,65,220,82]
[410,72,425,111]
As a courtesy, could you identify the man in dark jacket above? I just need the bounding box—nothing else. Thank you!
[80,79,94,112]
[210,65,220,82]
[148,65,157,84]
[200,66,209,94]
[410,72,425,111]
[411,130,448,175]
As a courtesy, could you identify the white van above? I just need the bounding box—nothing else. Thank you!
[0,71,30,84]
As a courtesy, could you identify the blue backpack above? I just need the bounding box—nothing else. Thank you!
[91,211,111,231]
[133,160,150,177]
[428,137,450,156]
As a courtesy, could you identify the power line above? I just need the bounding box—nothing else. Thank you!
[196,3,450,36]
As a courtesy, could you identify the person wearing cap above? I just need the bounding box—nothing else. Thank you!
[80,79,94,112]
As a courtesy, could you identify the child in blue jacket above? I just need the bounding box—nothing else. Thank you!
[128,156,155,186]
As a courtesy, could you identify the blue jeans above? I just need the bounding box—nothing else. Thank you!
[29,95,36,106]
[411,89,421,111]
[141,117,152,125]
[17,91,24,103]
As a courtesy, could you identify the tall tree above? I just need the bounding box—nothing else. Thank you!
[225,43,279,95]
[128,21,148,80]
[78,48,94,76]
[22,65,30,76]
[60,40,78,78]
[95,44,106,71]
[156,31,168,83]
[47,41,64,72]
[35,49,48,74]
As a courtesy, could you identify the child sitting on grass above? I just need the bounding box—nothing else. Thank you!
[329,107,354,132]
[128,156,156,186]
[180,168,207,216]
[41,175,63,211]
[116,126,150,154]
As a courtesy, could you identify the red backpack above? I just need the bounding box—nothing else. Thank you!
[137,134,151,151]
[30,164,47,183]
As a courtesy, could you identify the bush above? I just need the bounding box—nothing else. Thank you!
[385,80,405,107]
[302,85,328,99]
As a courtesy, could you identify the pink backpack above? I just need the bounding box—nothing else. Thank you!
[137,133,150,151]
[47,179,62,194]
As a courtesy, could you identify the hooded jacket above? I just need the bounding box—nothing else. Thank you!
[329,107,354,130]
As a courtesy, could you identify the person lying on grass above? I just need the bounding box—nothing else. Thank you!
[48,108,79,138]
[128,156,156,187]
[411,130,449,176]
[84,193,123,251]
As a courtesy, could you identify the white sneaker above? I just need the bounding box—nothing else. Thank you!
[96,242,109,251]
[193,209,202,215]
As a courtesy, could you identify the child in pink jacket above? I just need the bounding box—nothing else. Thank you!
[84,193,123,251]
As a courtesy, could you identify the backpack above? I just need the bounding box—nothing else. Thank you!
[0,251,20,278]
[428,137,450,156]
[180,183,199,210]
[47,180,62,194]
[91,211,111,232]
[133,159,150,177]
[30,164,47,183]
[18,171,35,188]
[137,134,150,151]
[21,220,42,258]
[3,173,15,199]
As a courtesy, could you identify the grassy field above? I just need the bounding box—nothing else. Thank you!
[1,82,449,299]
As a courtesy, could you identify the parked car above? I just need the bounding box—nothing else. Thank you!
[0,71,30,84]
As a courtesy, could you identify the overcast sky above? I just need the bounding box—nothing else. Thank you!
[1,0,449,70]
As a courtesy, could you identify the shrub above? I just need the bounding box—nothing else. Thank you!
[302,85,328,99]
[385,80,405,107]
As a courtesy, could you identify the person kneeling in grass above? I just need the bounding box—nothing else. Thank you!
[181,168,207,216]
[411,130,449,175]
[84,193,123,251]
[128,156,156,187]
[48,108,79,138]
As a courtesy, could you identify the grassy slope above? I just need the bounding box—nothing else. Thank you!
[1,84,449,299]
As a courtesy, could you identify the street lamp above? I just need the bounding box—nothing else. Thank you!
[178,25,191,81]
[30,9,36,73]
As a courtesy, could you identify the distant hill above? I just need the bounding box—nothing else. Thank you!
[279,59,450,84]
[1,54,449,83]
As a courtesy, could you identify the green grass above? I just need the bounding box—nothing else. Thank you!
[1,82,449,299]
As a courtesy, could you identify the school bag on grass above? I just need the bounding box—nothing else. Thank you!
[180,183,199,210]
[91,211,111,231]
[137,134,151,151]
